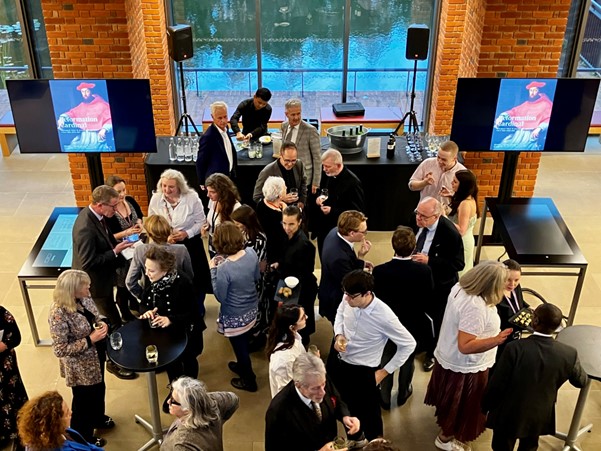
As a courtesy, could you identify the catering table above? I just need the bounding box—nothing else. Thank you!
[145,136,421,231]
[107,319,187,451]
[553,325,601,450]
[319,107,404,136]
[475,197,587,325]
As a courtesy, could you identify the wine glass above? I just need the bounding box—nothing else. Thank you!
[109,332,122,351]
[320,188,329,203]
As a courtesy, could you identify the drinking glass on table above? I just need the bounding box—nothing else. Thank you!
[145,345,158,364]
[110,332,123,351]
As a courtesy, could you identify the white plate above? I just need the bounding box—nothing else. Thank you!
[259,136,272,144]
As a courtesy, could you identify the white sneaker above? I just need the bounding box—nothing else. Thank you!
[434,436,471,451]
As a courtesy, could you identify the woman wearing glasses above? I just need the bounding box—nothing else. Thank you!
[161,377,239,451]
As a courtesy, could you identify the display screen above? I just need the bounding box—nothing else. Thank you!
[450,78,599,152]
[7,79,157,154]
[32,213,77,268]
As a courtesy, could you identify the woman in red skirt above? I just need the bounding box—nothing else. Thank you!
[425,261,513,451]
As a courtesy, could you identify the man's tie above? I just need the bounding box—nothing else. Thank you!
[286,125,295,143]
[415,228,428,253]
[312,401,322,422]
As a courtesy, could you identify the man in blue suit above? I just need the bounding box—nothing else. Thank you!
[196,101,237,187]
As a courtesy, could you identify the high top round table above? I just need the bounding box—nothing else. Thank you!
[553,325,601,451]
[107,319,187,451]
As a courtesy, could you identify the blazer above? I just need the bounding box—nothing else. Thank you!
[196,123,238,185]
[252,159,308,205]
[265,379,351,451]
[425,216,465,297]
[318,228,365,322]
[372,258,435,344]
[483,335,587,438]
[281,120,322,187]
[48,297,103,387]
[71,207,122,298]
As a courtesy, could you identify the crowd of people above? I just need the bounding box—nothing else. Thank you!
[0,89,588,451]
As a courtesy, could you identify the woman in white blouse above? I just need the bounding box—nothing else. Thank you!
[265,304,307,397]
[148,169,210,315]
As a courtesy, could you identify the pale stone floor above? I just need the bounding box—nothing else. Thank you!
[1,142,601,450]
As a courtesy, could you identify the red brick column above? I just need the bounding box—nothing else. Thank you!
[431,0,570,201]
[42,0,175,212]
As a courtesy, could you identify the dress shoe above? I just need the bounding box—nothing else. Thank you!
[106,361,137,380]
[230,377,258,392]
[347,434,369,449]
[434,436,471,451]
[379,396,391,410]
[423,356,435,372]
[92,437,107,447]
[94,415,115,429]
[228,361,242,375]
[397,383,413,406]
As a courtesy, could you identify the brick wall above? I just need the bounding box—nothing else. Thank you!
[42,0,174,212]
[430,0,570,204]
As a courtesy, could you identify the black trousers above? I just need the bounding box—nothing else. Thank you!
[379,341,416,406]
[115,286,136,321]
[166,331,204,382]
[327,351,382,440]
[92,295,122,329]
[228,331,256,381]
[491,432,539,451]
[70,360,106,442]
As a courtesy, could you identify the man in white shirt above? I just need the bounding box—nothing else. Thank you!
[408,140,465,206]
[196,101,237,186]
[328,270,416,440]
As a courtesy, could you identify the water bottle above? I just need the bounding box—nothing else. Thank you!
[192,135,199,162]
[176,135,184,162]
[184,137,192,162]
[168,137,176,161]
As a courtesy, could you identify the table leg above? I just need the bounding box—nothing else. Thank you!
[554,378,593,451]
[134,371,164,451]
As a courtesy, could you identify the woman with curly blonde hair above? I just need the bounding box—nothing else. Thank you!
[17,391,103,450]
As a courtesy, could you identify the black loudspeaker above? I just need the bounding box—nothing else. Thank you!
[167,24,193,62]
[406,24,429,60]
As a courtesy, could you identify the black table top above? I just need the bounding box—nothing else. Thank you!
[485,197,587,266]
[107,319,187,373]
[146,135,424,167]
[556,325,601,380]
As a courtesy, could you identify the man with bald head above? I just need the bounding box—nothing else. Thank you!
[411,196,464,371]
[483,303,587,451]
[408,140,465,206]
[196,101,238,186]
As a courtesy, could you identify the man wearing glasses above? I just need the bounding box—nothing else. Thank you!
[327,270,416,441]
[252,141,308,209]
[411,196,464,372]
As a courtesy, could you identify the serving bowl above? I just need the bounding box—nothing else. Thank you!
[326,125,371,155]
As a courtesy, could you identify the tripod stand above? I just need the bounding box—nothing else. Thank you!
[175,61,200,136]
[394,59,420,136]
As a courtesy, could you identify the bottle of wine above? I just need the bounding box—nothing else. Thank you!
[387,134,396,159]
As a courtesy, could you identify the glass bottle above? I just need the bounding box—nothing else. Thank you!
[184,136,192,162]
[176,134,184,162]
[168,137,176,161]
[387,134,396,159]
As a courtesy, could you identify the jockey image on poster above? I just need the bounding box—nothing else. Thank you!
[491,79,557,151]
[51,80,115,152]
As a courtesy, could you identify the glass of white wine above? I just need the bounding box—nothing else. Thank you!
[319,188,329,203]
[145,345,158,364]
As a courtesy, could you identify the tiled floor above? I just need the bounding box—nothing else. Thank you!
[1,146,600,451]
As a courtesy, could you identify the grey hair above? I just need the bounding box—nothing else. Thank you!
[91,185,119,204]
[459,260,508,306]
[171,377,218,429]
[210,101,228,115]
[418,196,443,216]
[156,169,193,195]
[285,98,302,110]
[292,353,326,386]
[321,148,343,165]
[53,270,91,313]
[262,176,286,202]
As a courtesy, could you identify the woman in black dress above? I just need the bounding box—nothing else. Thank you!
[105,175,144,321]
[278,205,318,345]
[0,305,28,449]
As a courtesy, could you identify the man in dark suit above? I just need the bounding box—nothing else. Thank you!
[72,185,136,379]
[265,353,362,451]
[373,226,434,409]
[482,303,587,451]
[196,101,237,187]
[252,141,308,208]
[318,210,372,324]
[314,149,365,256]
[411,196,464,371]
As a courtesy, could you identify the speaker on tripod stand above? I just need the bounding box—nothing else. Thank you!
[167,24,199,136]
[394,24,429,139]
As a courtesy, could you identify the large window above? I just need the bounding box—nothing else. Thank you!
[169,0,436,124]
